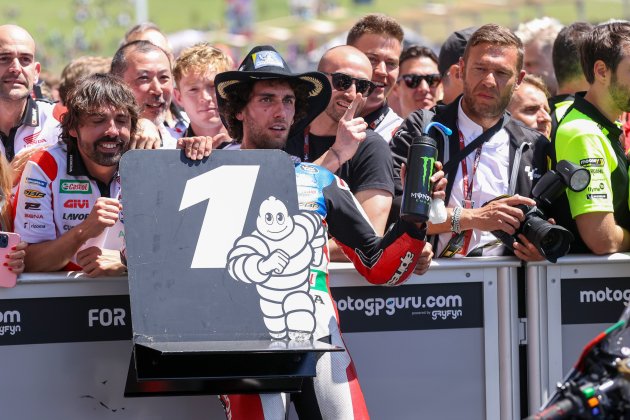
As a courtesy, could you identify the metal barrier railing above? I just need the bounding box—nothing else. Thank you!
[525,253,630,415]
[0,257,522,419]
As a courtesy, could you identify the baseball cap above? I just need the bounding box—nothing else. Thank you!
[438,27,478,76]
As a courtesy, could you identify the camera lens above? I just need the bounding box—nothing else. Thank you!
[541,229,561,249]
[519,209,574,263]
[527,222,574,263]
[0,234,8,248]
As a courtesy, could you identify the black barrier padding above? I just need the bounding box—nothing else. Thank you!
[332,282,483,332]
[0,295,131,345]
[561,277,630,325]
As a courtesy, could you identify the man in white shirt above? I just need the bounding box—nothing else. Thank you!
[16,74,135,276]
[390,24,549,260]
[0,25,60,182]
[347,13,404,142]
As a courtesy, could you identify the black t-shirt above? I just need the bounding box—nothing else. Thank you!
[284,129,395,196]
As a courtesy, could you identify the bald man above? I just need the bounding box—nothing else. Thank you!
[0,25,60,178]
[284,45,395,260]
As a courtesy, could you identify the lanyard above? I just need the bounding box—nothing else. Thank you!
[459,129,483,207]
[458,129,483,255]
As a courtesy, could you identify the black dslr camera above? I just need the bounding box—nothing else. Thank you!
[491,160,590,263]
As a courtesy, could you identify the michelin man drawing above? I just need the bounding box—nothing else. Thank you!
[226,196,326,340]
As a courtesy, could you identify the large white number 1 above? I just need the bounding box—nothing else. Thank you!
[179,165,260,268]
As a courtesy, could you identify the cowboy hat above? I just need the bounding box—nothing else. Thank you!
[215,45,331,138]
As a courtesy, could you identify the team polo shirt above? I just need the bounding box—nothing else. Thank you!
[553,95,630,253]
[554,95,629,218]
[0,96,61,162]
[14,142,124,264]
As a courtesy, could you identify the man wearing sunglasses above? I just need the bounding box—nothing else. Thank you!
[284,45,396,260]
[347,13,405,142]
[395,45,443,118]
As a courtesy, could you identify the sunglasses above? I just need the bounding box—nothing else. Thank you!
[399,73,442,89]
[323,72,377,96]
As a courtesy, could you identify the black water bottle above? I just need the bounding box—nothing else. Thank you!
[400,135,438,223]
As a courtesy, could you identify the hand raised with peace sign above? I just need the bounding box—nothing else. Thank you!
[330,93,368,165]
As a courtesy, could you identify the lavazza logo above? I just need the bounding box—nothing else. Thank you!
[336,293,464,320]
[0,309,21,336]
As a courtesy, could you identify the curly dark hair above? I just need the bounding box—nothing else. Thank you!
[221,78,310,142]
[60,73,139,145]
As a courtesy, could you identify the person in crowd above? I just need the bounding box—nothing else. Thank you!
[284,45,395,260]
[437,26,477,106]
[15,73,209,276]
[172,42,233,149]
[52,55,113,123]
[549,21,593,143]
[550,22,592,113]
[395,45,442,118]
[507,74,552,139]
[390,24,549,260]
[214,43,444,420]
[35,70,60,102]
[0,154,26,275]
[123,22,172,56]
[346,13,404,142]
[550,21,630,254]
[14,73,135,276]
[110,40,181,149]
[122,22,188,134]
[515,17,564,95]
[0,25,61,184]
[58,56,112,106]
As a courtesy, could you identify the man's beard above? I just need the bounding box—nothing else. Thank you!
[610,72,630,113]
[141,102,167,126]
[462,81,515,122]
[79,136,128,166]
[250,131,288,150]
[245,121,290,150]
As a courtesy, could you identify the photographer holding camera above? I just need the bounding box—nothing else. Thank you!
[390,24,550,260]
[550,22,630,255]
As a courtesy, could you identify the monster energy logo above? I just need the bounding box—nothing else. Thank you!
[421,156,435,188]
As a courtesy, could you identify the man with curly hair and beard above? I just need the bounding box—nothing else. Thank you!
[214,44,445,420]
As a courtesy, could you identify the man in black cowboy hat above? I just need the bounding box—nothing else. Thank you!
[215,45,445,419]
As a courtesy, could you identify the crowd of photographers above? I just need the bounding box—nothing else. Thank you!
[1,14,630,280]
